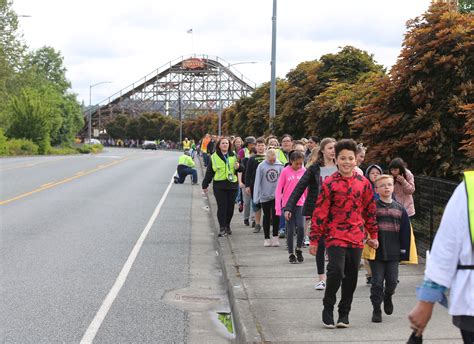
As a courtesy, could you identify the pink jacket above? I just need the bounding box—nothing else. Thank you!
[393,168,416,216]
[275,166,307,216]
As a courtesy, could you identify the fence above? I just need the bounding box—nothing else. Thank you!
[411,175,459,257]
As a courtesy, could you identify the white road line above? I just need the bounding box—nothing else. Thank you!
[80,176,175,344]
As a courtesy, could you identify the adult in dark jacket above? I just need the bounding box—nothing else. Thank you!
[202,137,243,237]
[284,159,324,288]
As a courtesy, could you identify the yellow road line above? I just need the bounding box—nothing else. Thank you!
[0,158,127,206]
[0,157,68,171]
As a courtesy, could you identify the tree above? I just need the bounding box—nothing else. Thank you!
[352,3,474,177]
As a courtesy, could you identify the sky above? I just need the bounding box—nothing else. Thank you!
[13,0,432,106]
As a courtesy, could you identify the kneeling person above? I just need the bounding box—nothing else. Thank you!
[370,174,411,323]
[175,150,198,184]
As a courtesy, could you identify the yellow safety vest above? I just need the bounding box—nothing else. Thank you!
[211,152,237,182]
[276,149,288,165]
[464,170,474,246]
[178,154,195,168]
[183,140,191,150]
[244,147,250,158]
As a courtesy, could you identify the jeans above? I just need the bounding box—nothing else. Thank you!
[261,199,280,239]
[203,153,210,167]
[286,206,304,254]
[323,246,362,316]
[242,189,254,221]
[213,188,238,228]
[177,166,197,184]
[369,260,399,307]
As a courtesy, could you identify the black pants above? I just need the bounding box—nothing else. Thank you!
[261,199,280,239]
[369,260,399,307]
[316,237,326,275]
[323,246,362,316]
[213,188,238,228]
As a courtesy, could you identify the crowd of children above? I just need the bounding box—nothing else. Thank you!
[199,133,417,329]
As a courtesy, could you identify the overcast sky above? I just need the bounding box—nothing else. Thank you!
[13,0,431,105]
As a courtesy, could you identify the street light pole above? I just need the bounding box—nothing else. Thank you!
[217,61,257,137]
[269,0,277,130]
[88,81,111,142]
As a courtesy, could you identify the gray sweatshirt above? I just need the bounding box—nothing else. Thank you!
[253,160,284,203]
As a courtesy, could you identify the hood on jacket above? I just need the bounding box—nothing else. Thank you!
[365,164,383,179]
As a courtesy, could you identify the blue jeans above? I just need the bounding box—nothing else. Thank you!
[177,166,197,183]
[203,153,210,167]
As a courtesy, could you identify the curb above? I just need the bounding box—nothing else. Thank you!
[197,157,263,343]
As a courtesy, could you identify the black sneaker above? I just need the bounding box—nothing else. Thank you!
[253,224,261,233]
[322,307,335,329]
[251,221,256,228]
[336,314,349,328]
[384,295,393,315]
[366,276,372,285]
[289,254,297,264]
[218,228,227,237]
[244,219,250,226]
[372,308,382,323]
[296,249,304,263]
[173,176,179,184]
[225,226,232,235]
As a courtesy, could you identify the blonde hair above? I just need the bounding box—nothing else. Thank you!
[306,146,320,167]
[374,174,394,187]
[266,148,276,159]
[317,137,336,166]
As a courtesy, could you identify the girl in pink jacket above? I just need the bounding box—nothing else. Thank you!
[275,151,307,264]
[389,158,416,217]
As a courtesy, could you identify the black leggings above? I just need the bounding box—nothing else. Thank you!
[261,199,280,239]
[213,188,238,228]
[316,237,326,275]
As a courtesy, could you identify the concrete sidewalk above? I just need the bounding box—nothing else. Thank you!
[198,160,463,343]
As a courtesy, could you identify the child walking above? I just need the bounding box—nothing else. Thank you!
[275,151,307,264]
[253,149,284,247]
[309,139,379,329]
[370,174,411,323]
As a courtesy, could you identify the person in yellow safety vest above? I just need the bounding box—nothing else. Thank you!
[276,134,294,166]
[174,150,198,184]
[408,170,474,343]
[202,137,243,237]
[183,137,191,151]
[201,134,211,167]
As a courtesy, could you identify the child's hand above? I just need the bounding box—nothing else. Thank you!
[284,211,292,221]
[367,239,379,249]
[308,246,318,256]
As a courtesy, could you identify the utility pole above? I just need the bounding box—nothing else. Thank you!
[269,0,277,130]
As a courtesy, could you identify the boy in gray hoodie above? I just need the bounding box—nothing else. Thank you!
[253,149,284,246]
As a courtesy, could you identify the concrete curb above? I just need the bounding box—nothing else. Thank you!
[197,157,262,343]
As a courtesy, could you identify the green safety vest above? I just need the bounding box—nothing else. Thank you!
[276,149,288,165]
[178,154,195,168]
[244,147,250,158]
[464,170,474,246]
[211,152,237,182]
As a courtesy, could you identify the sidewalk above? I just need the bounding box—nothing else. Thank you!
[198,160,463,343]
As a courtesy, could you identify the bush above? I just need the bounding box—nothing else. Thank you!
[0,129,8,156]
[49,146,79,155]
[7,139,39,155]
[77,143,103,154]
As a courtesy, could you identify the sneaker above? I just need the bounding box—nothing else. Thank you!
[192,182,198,185]
[253,224,261,233]
[225,226,232,235]
[218,228,227,237]
[173,176,179,184]
[264,239,271,247]
[366,276,372,285]
[383,295,394,315]
[336,314,349,328]
[296,249,304,263]
[271,236,280,247]
[278,229,286,238]
[322,307,335,329]
[251,221,256,228]
[244,219,250,226]
[304,236,310,246]
[238,202,243,213]
[314,280,326,290]
[289,254,297,264]
[372,308,382,323]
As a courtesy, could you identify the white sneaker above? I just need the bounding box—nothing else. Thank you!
[264,239,271,247]
[304,236,310,246]
[314,280,326,290]
[271,236,280,247]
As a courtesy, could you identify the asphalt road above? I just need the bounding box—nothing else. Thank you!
[0,148,208,343]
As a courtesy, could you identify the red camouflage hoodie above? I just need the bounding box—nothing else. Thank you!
[309,171,378,248]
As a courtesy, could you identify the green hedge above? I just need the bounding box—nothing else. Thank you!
[77,143,104,154]
[6,139,39,155]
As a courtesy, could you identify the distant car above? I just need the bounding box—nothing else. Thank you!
[85,138,101,145]
[142,140,157,150]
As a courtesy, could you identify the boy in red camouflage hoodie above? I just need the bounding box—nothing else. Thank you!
[309,139,379,329]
